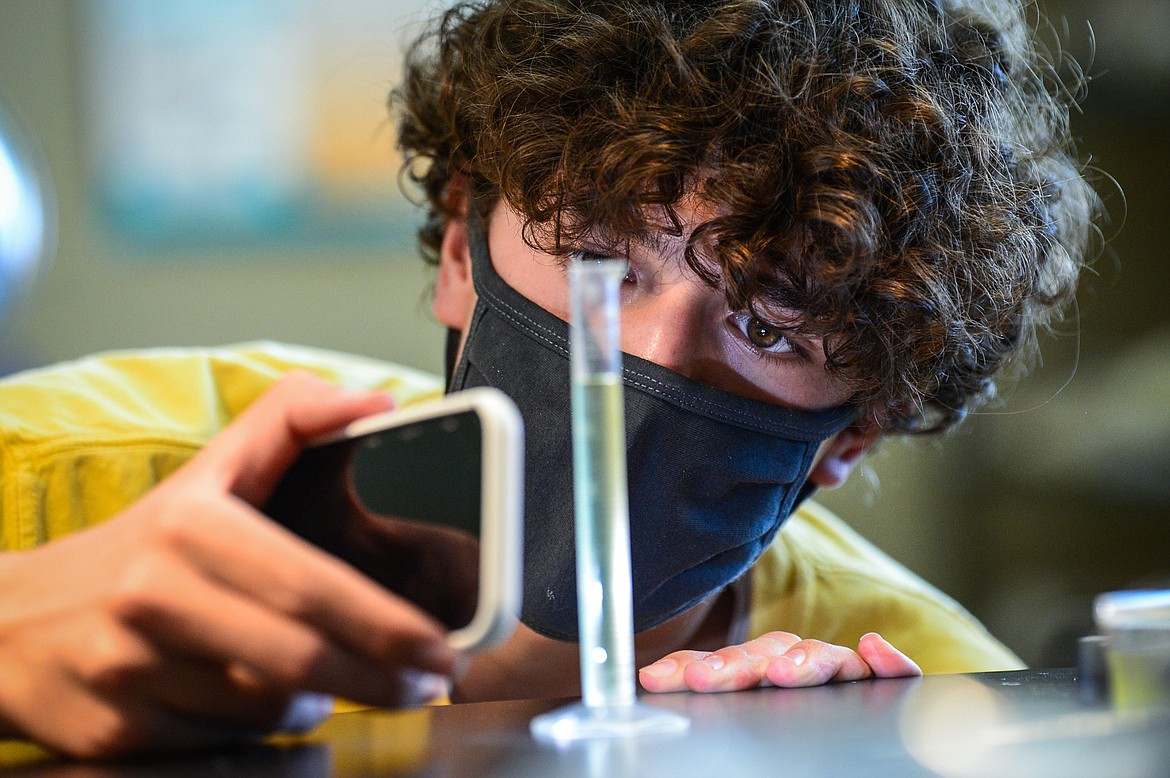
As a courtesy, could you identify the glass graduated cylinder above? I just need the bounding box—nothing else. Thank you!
[569,258,635,709]
[530,256,688,741]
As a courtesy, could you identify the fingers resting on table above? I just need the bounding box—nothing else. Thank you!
[638,631,921,694]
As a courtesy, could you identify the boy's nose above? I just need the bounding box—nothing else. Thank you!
[620,282,717,383]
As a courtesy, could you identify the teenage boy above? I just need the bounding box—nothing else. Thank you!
[0,0,1100,758]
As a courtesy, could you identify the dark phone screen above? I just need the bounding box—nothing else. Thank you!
[264,410,482,630]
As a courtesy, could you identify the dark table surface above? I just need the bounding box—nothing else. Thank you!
[4,668,1168,777]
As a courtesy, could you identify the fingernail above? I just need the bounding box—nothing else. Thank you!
[702,654,726,671]
[786,649,806,667]
[639,659,677,679]
[403,670,450,704]
[450,651,471,682]
[276,691,334,734]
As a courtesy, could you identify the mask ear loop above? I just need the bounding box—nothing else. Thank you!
[444,327,462,388]
[793,478,818,509]
[443,207,487,390]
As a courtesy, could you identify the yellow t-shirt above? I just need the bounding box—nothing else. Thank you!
[0,342,443,551]
[0,342,1022,675]
[750,502,1023,673]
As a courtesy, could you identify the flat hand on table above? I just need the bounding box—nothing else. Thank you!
[638,631,921,693]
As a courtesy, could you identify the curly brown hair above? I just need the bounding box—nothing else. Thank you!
[391,0,1102,434]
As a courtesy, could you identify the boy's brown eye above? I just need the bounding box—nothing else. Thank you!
[729,313,797,355]
[746,317,782,348]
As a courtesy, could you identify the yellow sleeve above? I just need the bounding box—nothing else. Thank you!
[0,342,444,551]
[748,500,1025,674]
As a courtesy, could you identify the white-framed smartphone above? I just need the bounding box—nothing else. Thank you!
[263,387,524,652]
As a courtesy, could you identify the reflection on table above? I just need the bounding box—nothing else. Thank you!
[3,669,1168,777]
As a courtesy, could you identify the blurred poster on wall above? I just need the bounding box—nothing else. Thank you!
[82,0,433,250]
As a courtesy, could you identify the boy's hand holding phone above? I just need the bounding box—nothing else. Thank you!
[263,385,524,652]
[0,374,458,759]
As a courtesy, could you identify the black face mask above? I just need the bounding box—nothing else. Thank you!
[448,214,856,641]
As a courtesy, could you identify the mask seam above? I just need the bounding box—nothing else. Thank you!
[620,370,850,440]
[479,284,570,358]
[480,282,849,439]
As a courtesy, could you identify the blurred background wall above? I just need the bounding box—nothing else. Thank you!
[1,0,1167,668]
[0,0,448,378]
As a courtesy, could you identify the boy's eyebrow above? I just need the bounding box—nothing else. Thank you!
[634,232,676,253]
[578,227,677,255]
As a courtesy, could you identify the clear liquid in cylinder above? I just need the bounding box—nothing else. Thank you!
[572,374,635,708]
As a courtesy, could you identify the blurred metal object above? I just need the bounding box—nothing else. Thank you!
[1077,634,1112,705]
[0,93,54,323]
[1095,590,1170,710]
